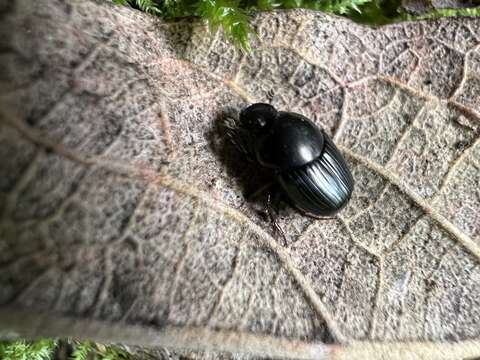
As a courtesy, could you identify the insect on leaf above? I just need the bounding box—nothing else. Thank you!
[1,0,480,359]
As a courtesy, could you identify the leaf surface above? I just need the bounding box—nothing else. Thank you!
[1,1,480,359]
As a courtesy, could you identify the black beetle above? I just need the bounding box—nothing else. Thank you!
[227,103,354,217]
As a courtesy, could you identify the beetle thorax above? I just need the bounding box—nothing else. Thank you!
[254,112,325,172]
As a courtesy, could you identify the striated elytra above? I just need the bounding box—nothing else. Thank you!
[228,103,354,217]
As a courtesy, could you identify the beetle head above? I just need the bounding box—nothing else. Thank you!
[225,103,278,162]
[239,103,277,134]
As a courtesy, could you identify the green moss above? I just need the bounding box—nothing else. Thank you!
[408,6,480,20]
[112,0,480,50]
[347,0,403,25]
[0,339,130,360]
[0,339,57,360]
[70,340,129,360]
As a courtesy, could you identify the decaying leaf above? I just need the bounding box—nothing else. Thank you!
[402,1,480,15]
[1,0,480,359]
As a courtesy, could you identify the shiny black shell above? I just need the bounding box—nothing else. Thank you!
[255,111,324,171]
[277,135,354,216]
[238,103,354,217]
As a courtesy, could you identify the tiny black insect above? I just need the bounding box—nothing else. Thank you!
[226,103,354,217]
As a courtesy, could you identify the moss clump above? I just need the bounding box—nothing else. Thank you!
[112,0,480,50]
[0,339,57,360]
[0,339,129,360]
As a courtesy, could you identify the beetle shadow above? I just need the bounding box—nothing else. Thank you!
[206,107,283,217]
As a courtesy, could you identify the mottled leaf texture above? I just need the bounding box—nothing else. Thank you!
[1,1,480,359]
[402,1,480,14]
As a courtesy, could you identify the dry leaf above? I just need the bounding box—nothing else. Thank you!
[1,0,480,359]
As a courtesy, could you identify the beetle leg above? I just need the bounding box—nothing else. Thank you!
[245,181,275,202]
[266,192,289,246]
